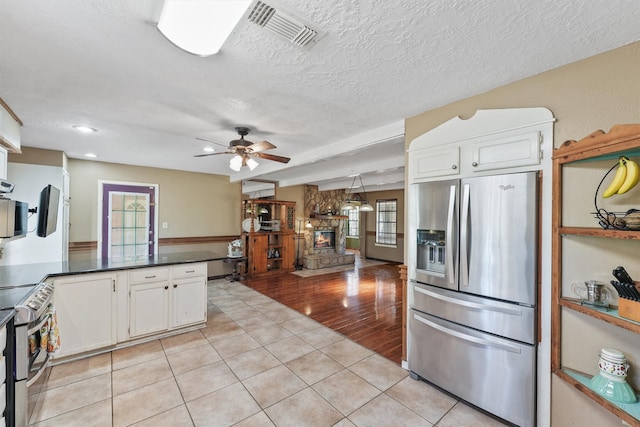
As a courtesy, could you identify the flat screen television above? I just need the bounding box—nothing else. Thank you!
[37,185,60,238]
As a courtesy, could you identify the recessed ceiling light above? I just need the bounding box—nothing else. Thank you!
[203,147,215,153]
[84,153,97,158]
[73,125,98,133]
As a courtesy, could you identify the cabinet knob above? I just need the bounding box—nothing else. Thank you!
[451,165,457,170]
[173,284,177,288]
[164,285,169,290]
[472,162,478,167]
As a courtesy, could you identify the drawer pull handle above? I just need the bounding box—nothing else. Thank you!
[185,270,195,274]
[413,313,522,353]
[145,275,156,279]
[414,285,523,316]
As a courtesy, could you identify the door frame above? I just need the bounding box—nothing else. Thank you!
[97,180,159,259]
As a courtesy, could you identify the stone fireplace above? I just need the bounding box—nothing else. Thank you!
[300,184,356,269]
[302,217,355,269]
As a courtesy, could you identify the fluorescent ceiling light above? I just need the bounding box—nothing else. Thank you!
[157,0,251,56]
[73,125,97,133]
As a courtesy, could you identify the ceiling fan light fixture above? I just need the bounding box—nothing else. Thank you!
[157,0,251,56]
[246,157,259,171]
[229,155,243,171]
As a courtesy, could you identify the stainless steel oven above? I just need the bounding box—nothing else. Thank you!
[14,282,55,427]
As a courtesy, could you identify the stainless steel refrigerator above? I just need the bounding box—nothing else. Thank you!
[409,171,538,427]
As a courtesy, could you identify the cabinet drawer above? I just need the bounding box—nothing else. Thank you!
[172,263,206,279]
[130,267,169,284]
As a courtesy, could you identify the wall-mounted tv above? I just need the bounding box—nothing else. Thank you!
[37,185,60,238]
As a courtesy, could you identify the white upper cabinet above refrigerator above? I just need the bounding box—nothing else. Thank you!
[408,108,553,184]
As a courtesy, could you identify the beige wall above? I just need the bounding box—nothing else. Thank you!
[405,41,640,427]
[8,146,65,167]
[275,184,305,219]
[67,159,241,242]
[363,189,404,263]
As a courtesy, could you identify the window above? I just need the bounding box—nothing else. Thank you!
[376,199,397,246]
[345,208,359,237]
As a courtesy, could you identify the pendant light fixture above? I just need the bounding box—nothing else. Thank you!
[341,175,374,212]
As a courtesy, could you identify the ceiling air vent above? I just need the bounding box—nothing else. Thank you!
[247,1,326,48]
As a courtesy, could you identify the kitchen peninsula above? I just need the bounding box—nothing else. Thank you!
[0,250,226,360]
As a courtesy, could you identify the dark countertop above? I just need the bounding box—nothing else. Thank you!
[0,250,227,290]
[0,309,14,327]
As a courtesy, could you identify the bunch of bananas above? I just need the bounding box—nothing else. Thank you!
[603,156,640,198]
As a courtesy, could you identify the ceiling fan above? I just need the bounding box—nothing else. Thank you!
[195,127,291,171]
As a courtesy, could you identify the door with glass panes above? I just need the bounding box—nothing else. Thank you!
[100,183,157,260]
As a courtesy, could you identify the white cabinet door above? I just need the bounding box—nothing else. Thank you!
[0,147,6,180]
[410,146,460,182]
[470,132,541,172]
[53,273,117,358]
[129,281,170,338]
[171,276,206,328]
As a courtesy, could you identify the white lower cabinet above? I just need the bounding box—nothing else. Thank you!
[52,272,117,358]
[128,263,207,339]
[49,262,207,359]
[129,280,170,338]
[172,276,207,328]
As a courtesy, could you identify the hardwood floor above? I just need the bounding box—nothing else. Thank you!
[242,263,404,365]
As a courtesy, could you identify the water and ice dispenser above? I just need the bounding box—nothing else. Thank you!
[417,229,446,275]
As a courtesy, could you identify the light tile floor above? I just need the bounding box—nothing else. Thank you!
[27,279,508,426]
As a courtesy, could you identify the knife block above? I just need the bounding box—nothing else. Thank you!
[618,282,640,322]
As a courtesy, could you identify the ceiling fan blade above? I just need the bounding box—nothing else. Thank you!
[195,137,229,148]
[254,152,291,163]
[193,151,234,157]
[247,140,276,153]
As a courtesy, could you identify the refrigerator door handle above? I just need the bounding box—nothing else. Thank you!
[460,183,470,288]
[413,313,522,354]
[445,184,456,287]
[414,285,525,316]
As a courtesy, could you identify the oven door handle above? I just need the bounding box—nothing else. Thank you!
[27,314,50,336]
[26,352,51,387]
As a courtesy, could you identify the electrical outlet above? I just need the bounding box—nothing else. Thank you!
[162,222,168,229]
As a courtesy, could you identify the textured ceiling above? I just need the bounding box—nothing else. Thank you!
[0,0,638,192]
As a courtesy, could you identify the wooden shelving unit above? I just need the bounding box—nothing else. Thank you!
[552,125,640,426]
[242,199,296,278]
